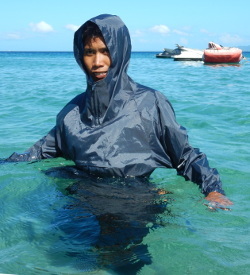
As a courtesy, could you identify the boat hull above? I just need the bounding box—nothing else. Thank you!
[203,49,242,63]
[173,56,203,61]
[156,54,172,58]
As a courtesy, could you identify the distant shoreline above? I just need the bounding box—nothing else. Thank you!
[0,51,159,53]
[1,50,250,53]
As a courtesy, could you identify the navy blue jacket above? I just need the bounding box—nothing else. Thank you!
[6,14,224,195]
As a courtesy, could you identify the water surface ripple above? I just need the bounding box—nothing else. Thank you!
[0,52,250,274]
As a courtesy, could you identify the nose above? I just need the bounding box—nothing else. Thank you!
[93,52,104,67]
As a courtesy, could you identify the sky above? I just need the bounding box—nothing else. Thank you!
[0,0,249,51]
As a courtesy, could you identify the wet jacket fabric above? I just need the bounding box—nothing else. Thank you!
[6,14,224,195]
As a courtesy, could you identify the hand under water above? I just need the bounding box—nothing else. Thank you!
[205,191,233,211]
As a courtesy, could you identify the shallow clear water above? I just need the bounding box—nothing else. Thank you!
[0,51,250,274]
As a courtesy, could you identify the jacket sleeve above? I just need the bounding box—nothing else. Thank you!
[156,93,225,195]
[5,126,62,162]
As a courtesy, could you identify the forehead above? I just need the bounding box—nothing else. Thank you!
[84,36,107,48]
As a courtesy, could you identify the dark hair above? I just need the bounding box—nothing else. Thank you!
[82,21,104,46]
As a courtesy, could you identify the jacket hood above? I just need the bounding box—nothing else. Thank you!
[74,14,131,77]
[73,14,133,125]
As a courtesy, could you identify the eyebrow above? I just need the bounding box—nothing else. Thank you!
[84,45,108,49]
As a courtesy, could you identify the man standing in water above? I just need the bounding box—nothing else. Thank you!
[5,14,232,208]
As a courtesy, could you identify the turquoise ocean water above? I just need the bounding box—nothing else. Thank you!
[0,51,250,274]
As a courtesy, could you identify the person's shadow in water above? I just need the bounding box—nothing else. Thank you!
[45,166,173,274]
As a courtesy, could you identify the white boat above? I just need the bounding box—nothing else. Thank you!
[171,44,204,61]
[156,47,181,58]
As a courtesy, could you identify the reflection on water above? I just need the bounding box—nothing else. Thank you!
[45,166,172,274]
[204,63,242,68]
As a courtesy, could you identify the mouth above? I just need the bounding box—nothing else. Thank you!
[92,72,107,81]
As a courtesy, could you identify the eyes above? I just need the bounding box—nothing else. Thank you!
[83,47,110,56]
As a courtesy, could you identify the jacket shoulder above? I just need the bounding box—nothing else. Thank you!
[56,93,85,123]
[134,83,173,111]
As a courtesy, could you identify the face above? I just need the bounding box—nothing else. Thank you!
[83,37,111,82]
